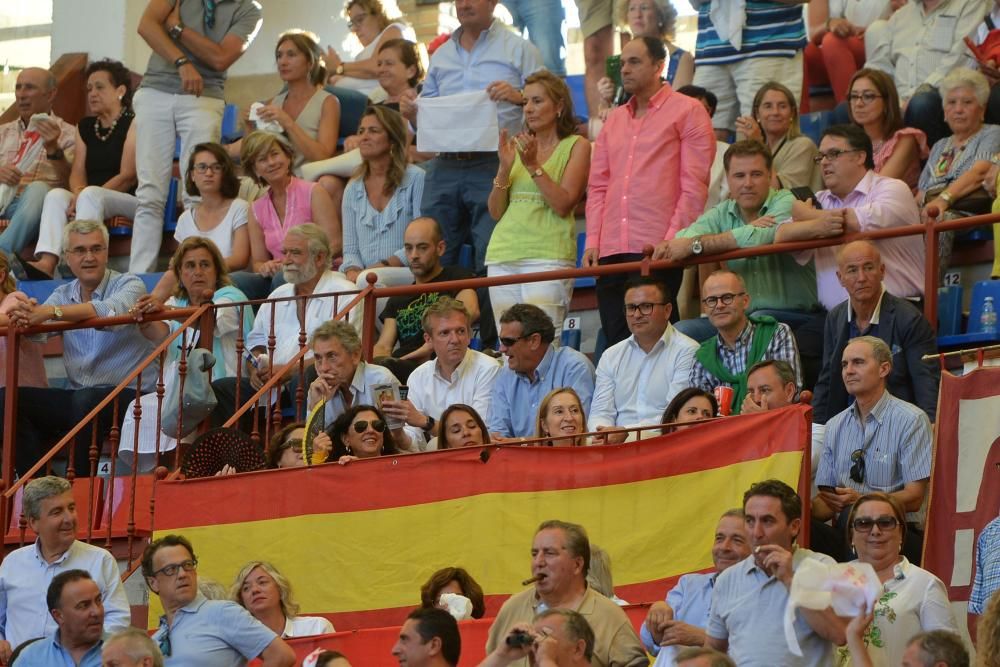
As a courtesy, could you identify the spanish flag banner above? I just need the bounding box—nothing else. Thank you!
[151,405,810,630]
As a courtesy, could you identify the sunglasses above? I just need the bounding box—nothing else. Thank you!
[284,438,304,453]
[852,516,899,533]
[850,448,865,484]
[352,419,386,434]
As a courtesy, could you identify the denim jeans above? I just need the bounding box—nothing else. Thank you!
[501,0,567,76]
[0,181,50,256]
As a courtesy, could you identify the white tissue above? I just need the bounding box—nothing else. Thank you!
[784,559,880,656]
[439,593,473,621]
[249,102,283,134]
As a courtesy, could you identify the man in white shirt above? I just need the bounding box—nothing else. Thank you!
[588,278,697,443]
[211,223,355,432]
[0,476,130,662]
[383,298,499,451]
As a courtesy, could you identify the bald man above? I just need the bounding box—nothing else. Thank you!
[811,240,939,425]
[0,67,76,259]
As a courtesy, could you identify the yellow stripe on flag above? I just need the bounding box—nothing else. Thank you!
[149,450,801,624]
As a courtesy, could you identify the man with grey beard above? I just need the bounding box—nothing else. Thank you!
[211,223,354,431]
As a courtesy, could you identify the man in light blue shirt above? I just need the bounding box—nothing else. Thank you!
[1,219,156,477]
[488,304,595,439]
[0,477,129,661]
[400,0,543,272]
[706,479,846,666]
[14,569,105,667]
[143,534,294,666]
[640,509,750,661]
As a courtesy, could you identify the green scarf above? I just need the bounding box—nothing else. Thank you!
[695,314,779,415]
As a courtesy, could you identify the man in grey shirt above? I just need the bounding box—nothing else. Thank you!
[131,0,261,273]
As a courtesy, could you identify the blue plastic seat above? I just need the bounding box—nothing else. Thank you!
[163,178,181,233]
[17,278,71,304]
[937,285,962,337]
[937,280,1000,346]
[137,273,164,293]
[458,244,474,270]
[560,328,581,350]
[220,103,242,143]
[574,232,595,289]
[565,74,588,124]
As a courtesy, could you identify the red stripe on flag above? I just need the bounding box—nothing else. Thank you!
[156,406,809,529]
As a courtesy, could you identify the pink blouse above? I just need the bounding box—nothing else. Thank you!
[874,128,929,192]
[252,176,318,260]
[0,292,47,388]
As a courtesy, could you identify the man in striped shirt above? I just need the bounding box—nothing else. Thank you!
[691,1,809,140]
[813,335,932,564]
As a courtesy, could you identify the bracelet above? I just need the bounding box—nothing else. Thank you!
[174,56,190,68]
[939,190,955,206]
[493,176,511,190]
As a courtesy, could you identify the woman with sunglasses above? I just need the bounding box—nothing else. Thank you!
[266,422,333,469]
[329,404,399,464]
[836,493,956,667]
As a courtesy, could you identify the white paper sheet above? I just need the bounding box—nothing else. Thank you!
[416,91,499,153]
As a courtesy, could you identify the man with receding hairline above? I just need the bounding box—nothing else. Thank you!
[375,217,478,383]
[0,66,75,259]
[102,627,165,667]
[810,240,938,425]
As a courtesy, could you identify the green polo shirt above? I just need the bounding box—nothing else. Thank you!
[678,189,819,312]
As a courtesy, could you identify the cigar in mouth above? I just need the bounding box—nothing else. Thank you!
[521,575,542,586]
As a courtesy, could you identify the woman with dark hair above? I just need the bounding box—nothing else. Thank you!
[847,68,927,191]
[660,388,718,434]
[341,106,423,303]
[122,237,253,470]
[329,404,399,463]
[266,422,333,469]
[23,58,137,280]
[835,493,957,666]
[736,81,822,191]
[419,566,486,619]
[144,143,249,303]
[486,70,590,335]
[438,404,490,449]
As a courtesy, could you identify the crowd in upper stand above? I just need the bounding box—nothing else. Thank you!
[2,0,1000,664]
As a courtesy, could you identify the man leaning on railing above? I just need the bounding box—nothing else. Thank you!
[1,219,158,477]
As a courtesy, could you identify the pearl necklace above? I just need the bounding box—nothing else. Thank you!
[94,108,132,142]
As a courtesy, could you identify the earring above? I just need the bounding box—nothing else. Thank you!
[346,445,353,455]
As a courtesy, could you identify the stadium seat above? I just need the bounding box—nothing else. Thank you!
[458,244,474,270]
[220,103,243,143]
[574,232,595,289]
[164,177,181,233]
[560,327,581,350]
[937,280,1000,346]
[799,110,833,146]
[18,277,71,304]
[565,74,588,123]
[937,285,963,337]
[137,273,164,293]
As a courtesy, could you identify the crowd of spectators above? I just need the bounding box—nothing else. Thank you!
[3,0,1000,663]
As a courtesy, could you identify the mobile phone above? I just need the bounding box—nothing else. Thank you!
[818,485,836,493]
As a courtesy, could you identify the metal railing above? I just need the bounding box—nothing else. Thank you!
[0,207,995,569]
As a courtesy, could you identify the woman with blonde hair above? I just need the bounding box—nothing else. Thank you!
[232,561,334,638]
[486,70,590,334]
[736,81,822,191]
[325,0,413,97]
[535,387,588,447]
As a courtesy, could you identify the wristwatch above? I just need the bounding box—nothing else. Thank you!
[335,64,345,76]
[691,237,704,255]
[174,56,190,69]
[939,190,955,206]
[52,305,63,320]
[423,415,436,434]
[169,22,185,40]
[530,167,544,179]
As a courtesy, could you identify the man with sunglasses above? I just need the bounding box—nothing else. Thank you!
[142,534,295,666]
[588,277,697,443]
[487,304,595,440]
[688,270,802,416]
[663,140,825,344]
[813,336,932,564]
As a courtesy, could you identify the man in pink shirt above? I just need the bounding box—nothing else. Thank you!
[584,36,715,345]
[776,124,925,311]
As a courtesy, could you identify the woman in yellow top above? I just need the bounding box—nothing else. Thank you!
[485,71,591,335]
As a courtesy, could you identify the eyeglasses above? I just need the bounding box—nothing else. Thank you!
[849,448,865,484]
[499,334,529,348]
[852,515,899,533]
[193,162,224,174]
[848,92,883,105]
[813,148,863,164]
[624,302,666,316]
[152,559,198,578]
[352,419,387,434]
[701,292,746,309]
[347,12,368,29]
[67,245,107,257]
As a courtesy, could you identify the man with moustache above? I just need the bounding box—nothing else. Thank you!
[706,479,847,666]
[640,510,751,662]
